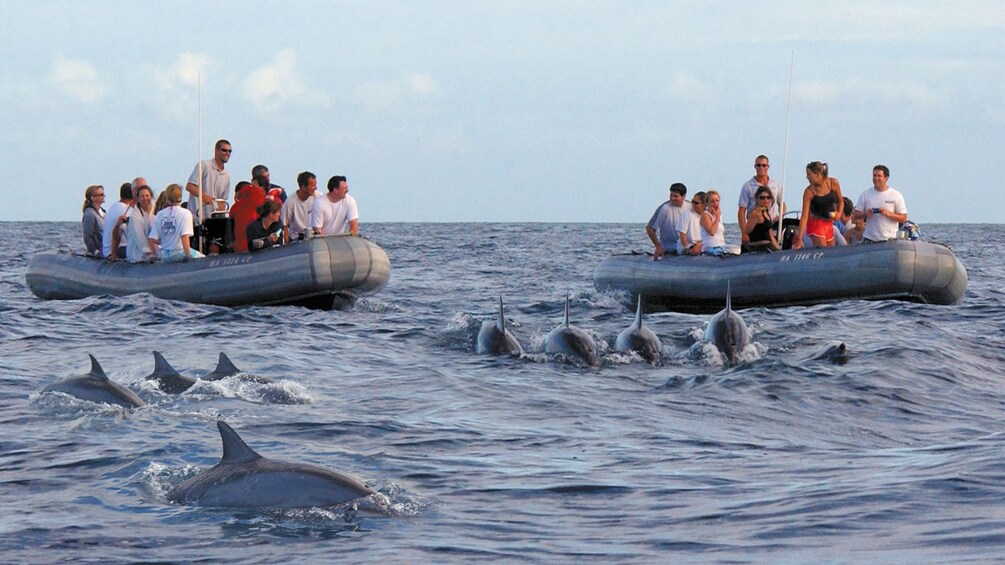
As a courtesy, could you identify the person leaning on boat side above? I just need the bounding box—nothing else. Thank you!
[742,186,781,252]
[676,191,705,256]
[282,171,317,242]
[231,181,266,253]
[738,155,784,252]
[312,175,359,236]
[252,164,287,204]
[246,200,285,252]
[82,185,106,256]
[792,161,844,250]
[149,183,204,262]
[185,139,232,223]
[851,165,908,243]
[646,182,691,260]
[700,190,728,256]
[102,182,134,259]
[119,185,156,262]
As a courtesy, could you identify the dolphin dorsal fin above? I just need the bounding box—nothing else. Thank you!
[634,295,644,329]
[215,353,240,376]
[217,421,262,464]
[152,351,179,375]
[497,295,507,332]
[725,281,732,313]
[88,354,108,379]
[564,293,571,327]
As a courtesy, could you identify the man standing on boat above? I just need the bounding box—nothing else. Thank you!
[312,175,359,236]
[282,171,318,242]
[851,165,908,243]
[738,155,784,252]
[186,139,232,222]
[646,183,691,260]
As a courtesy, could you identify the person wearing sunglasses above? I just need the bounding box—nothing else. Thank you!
[185,139,233,223]
[742,185,780,252]
[81,184,106,256]
[676,191,705,256]
[738,155,783,252]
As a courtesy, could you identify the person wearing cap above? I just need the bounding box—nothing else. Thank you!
[645,182,691,260]
[311,175,359,236]
[252,164,287,203]
[281,171,317,242]
[738,155,784,252]
[185,139,232,223]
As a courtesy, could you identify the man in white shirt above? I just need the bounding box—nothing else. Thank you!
[186,139,232,223]
[852,165,908,243]
[312,175,359,236]
[645,183,691,259]
[737,155,784,251]
[102,182,134,257]
[281,171,318,242]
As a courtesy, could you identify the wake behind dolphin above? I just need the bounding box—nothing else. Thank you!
[615,295,662,364]
[476,295,523,356]
[145,351,198,394]
[544,294,599,366]
[167,420,376,509]
[704,283,750,364]
[41,354,145,408]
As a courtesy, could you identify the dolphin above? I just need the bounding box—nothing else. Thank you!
[201,353,274,384]
[704,283,750,364]
[544,294,599,366]
[144,351,198,394]
[167,421,376,509]
[476,295,523,356]
[808,341,849,364]
[615,295,662,364]
[41,355,145,408]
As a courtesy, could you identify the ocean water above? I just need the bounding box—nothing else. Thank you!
[1,221,1003,563]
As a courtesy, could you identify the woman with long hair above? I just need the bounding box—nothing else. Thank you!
[742,185,780,252]
[81,184,106,256]
[793,161,844,249]
[700,190,727,256]
[246,200,285,252]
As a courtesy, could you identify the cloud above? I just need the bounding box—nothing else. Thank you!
[793,79,938,109]
[663,71,714,104]
[409,73,440,96]
[49,55,107,104]
[243,49,308,109]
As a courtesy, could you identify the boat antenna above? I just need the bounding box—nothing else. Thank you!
[196,72,204,251]
[776,51,794,240]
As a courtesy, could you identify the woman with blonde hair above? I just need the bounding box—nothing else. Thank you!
[793,161,843,249]
[81,184,106,255]
[700,190,727,256]
[148,184,203,262]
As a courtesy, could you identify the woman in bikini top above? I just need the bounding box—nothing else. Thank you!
[793,161,844,249]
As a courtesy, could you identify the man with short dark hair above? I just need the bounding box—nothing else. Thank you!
[311,175,359,236]
[646,182,691,260]
[103,181,135,258]
[852,165,908,243]
[281,171,317,242]
[738,155,784,251]
[186,139,232,222]
[252,164,287,203]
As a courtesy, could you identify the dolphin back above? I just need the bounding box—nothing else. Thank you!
[41,355,145,408]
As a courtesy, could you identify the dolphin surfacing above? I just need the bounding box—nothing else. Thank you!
[615,295,662,364]
[704,283,750,364]
[476,295,523,356]
[544,294,599,366]
[41,355,145,408]
[144,351,198,393]
[167,421,376,509]
[202,353,274,384]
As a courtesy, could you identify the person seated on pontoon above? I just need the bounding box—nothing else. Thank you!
[700,190,728,256]
[81,185,106,256]
[676,191,705,256]
[148,184,204,262]
[246,200,284,253]
[741,186,780,252]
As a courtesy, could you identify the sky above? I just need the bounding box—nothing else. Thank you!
[1,1,1002,223]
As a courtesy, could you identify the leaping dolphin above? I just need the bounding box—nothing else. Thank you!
[167,421,376,509]
[476,295,524,356]
[544,294,599,366]
[615,295,662,364]
[704,283,750,364]
[41,355,145,408]
[144,351,198,394]
[201,353,274,384]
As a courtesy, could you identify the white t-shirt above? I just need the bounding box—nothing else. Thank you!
[102,200,130,256]
[187,159,231,221]
[149,205,195,257]
[700,211,726,248]
[125,206,155,262]
[281,193,315,239]
[675,210,703,254]
[738,177,783,219]
[311,194,359,235]
[855,186,907,242]
[647,200,691,251]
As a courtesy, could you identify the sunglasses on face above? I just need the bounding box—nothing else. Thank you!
[757,195,772,200]
[755,164,769,168]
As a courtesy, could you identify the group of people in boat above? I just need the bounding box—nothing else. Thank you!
[80,139,360,262]
[646,155,910,259]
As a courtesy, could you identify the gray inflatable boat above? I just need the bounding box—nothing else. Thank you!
[26,234,390,310]
[594,239,967,314]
